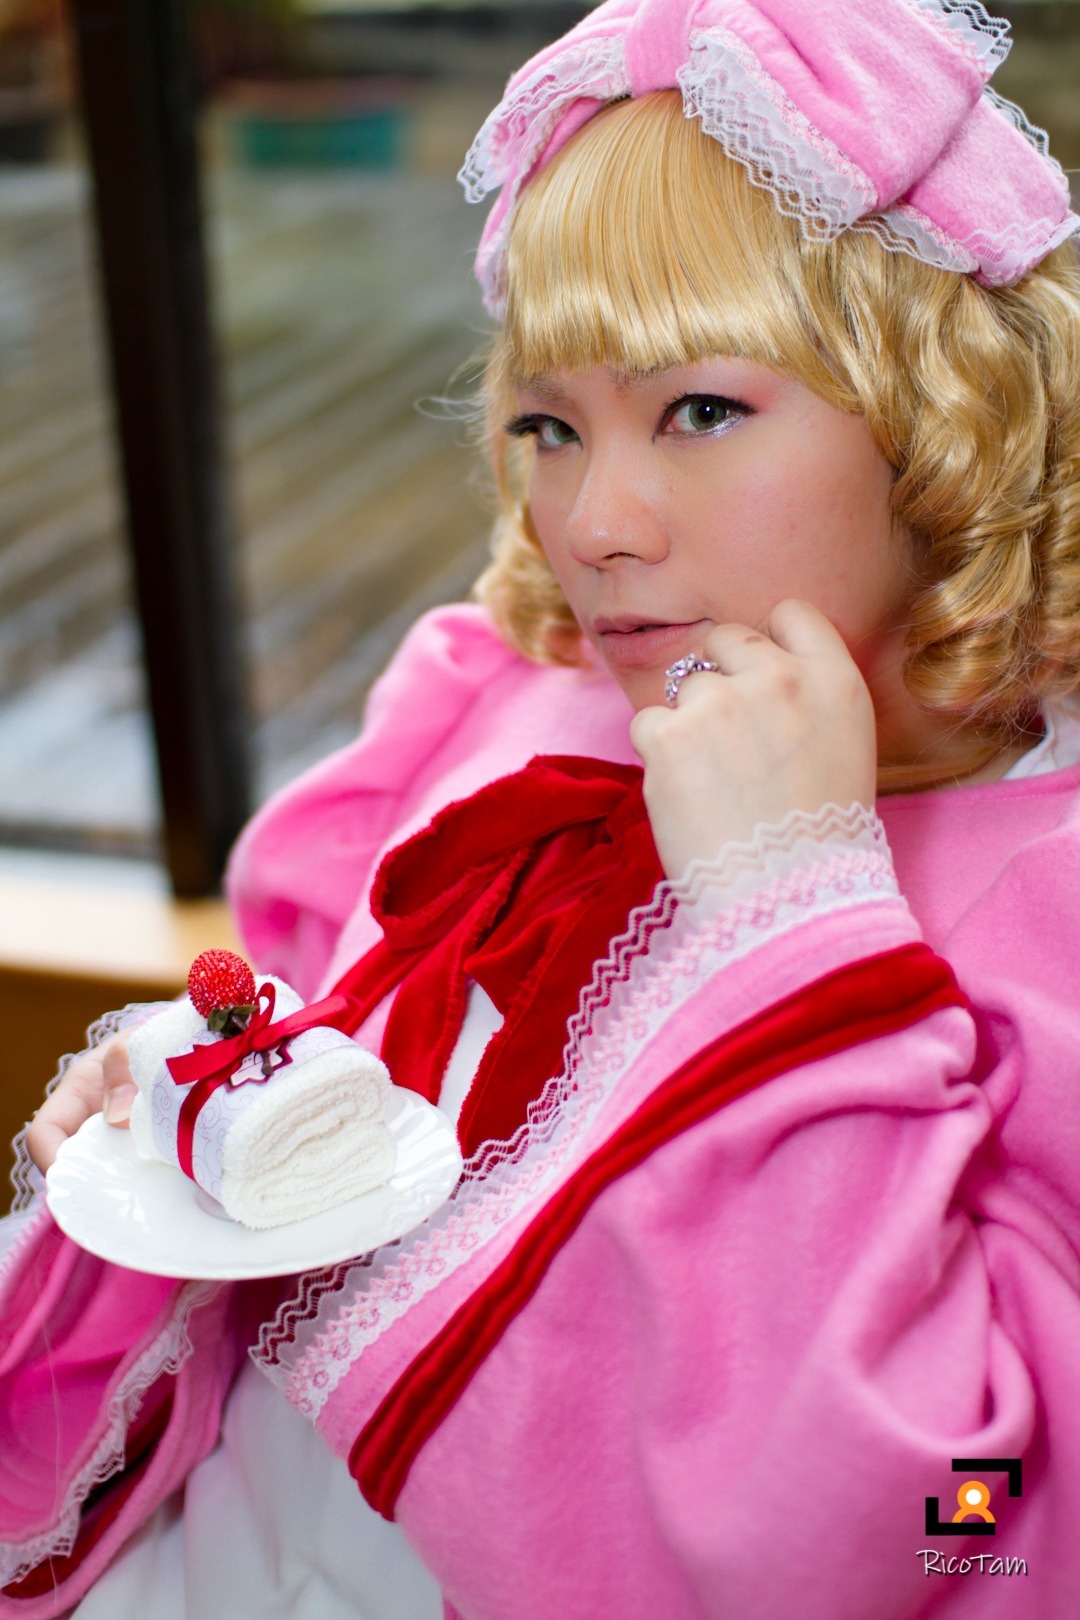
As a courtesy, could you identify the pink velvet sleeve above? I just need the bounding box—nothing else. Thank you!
[418,918,1075,1618]
[299,831,1080,1620]
[0,604,535,1616]
[0,1004,255,1615]
[0,1203,283,1619]
[226,603,517,999]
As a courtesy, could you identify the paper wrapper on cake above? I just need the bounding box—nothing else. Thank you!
[127,976,395,1230]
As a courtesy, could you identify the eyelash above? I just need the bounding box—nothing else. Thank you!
[504,394,751,448]
[504,413,574,447]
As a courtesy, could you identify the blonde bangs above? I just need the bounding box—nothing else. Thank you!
[499,90,843,394]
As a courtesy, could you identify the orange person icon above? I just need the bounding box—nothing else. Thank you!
[952,1480,996,1525]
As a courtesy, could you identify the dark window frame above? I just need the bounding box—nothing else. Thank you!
[68,0,251,898]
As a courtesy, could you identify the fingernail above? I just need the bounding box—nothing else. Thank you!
[103,1082,137,1125]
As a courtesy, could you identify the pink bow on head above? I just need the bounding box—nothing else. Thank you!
[461,0,1079,316]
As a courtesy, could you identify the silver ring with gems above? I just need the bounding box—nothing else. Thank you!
[664,656,720,708]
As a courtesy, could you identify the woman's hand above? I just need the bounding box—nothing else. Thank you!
[26,1036,136,1174]
[630,600,877,879]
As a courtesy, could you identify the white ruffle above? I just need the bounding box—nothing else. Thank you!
[256,803,901,1420]
[851,199,976,274]
[896,0,1010,72]
[463,0,1025,311]
[678,26,875,239]
[462,34,629,313]
[459,34,628,203]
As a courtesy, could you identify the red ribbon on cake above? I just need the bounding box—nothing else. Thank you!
[167,984,352,1181]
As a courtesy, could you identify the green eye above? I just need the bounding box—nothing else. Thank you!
[687,399,725,429]
[672,397,731,433]
[503,412,580,448]
[537,417,579,449]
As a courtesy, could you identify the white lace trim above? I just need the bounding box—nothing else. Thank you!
[984,85,1050,157]
[458,36,629,201]
[895,0,1010,73]
[0,1277,216,1587]
[852,203,977,276]
[461,35,629,313]
[463,0,1018,312]
[678,26,875,241]
[968,211,1080,286]
[847,186,1078,290]
[256,805,899,1419]
[672,802,888,909]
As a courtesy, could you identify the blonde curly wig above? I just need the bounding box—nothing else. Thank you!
[472,91,1080,784]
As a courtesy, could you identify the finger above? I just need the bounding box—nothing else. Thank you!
[101,1036,136,1126]
[629,702,667,757]
[26,1052,108,1173]
[761,598,849,658]
[700,622,781,676]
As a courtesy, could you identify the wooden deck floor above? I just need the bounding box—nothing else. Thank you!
[0,158,492,848]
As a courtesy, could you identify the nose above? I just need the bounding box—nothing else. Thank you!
[563,446,670,568]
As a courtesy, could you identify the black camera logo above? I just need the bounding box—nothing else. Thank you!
[925,1458,1022,1537]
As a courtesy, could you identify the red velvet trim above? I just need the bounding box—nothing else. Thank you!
[333,935,417,1027]
[380,855,529,1108]
[2,1388,174,1600]
[350,943,966,1518]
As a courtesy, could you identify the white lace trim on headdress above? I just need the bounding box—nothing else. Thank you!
[852,204,977,276]
[255,804,901,1419]
[984,85,1049,156]
[896,0,1010,73]
[458,34,629,203]
[676,44,1077,287]
[460,34,630,311]
[678,26,875,240]
[859,195,1080,287]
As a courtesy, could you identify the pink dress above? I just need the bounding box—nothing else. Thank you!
[4,603,1080,1619]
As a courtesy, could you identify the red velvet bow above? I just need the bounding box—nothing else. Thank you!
[331,755,663,1157]
[167,985,352,1180]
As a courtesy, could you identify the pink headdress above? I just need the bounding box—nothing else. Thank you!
[460,0,1080,316]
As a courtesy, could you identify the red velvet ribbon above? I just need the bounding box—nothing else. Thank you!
[331,756,665,1157]
[167,985,352,1181]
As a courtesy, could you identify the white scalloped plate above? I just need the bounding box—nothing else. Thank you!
[45,1089,462,1280]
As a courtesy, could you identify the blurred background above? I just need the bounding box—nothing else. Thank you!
[0,0,1078,875]
[0,0,572,870]
[0,0,1077,1166]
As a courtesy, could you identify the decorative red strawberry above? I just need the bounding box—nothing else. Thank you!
[188,949,257,1034]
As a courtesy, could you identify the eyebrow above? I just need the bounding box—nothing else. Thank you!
[514,374,571,404]
[514,367,671,402]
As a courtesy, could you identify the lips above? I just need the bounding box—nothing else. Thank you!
[591,617,709,670]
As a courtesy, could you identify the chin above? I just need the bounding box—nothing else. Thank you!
[615,668,665,714]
